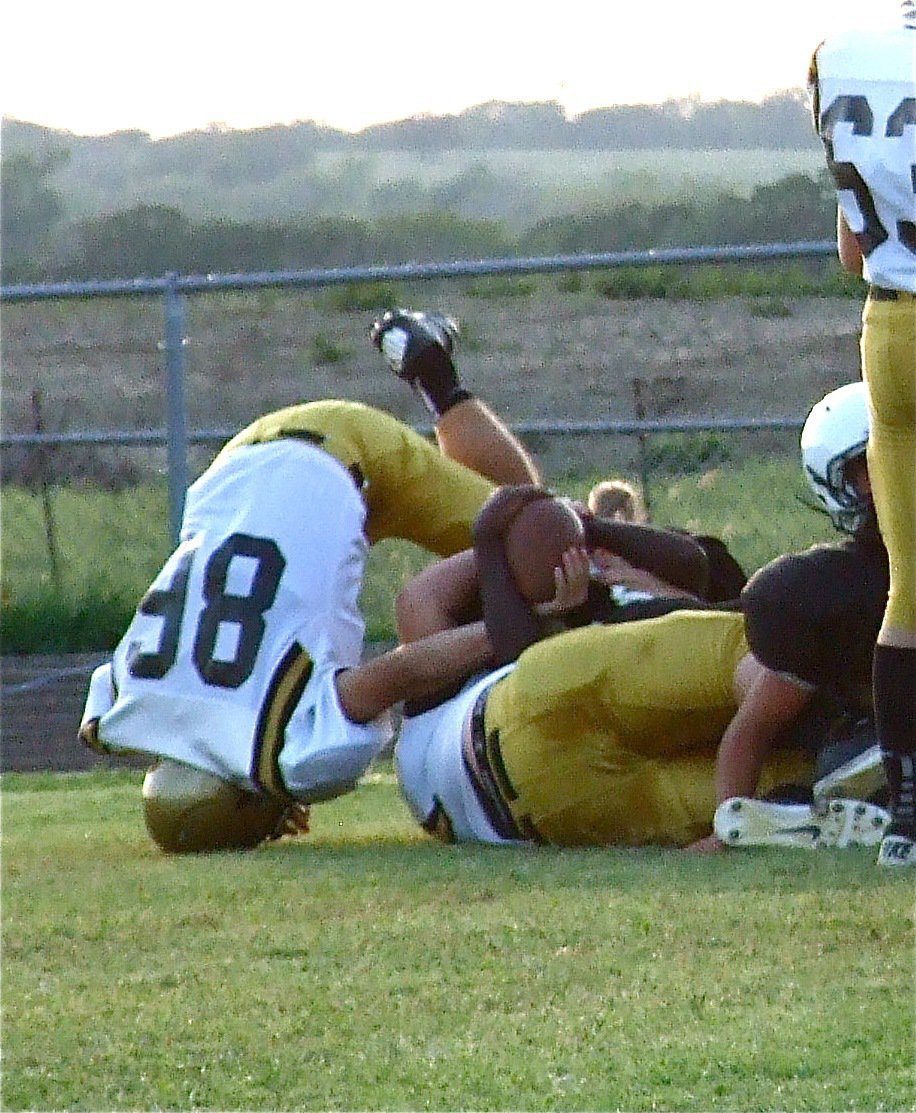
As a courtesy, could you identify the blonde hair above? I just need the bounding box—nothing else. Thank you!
[587,479,648,523]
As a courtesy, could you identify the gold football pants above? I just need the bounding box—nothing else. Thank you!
[483,611,813,847]
[218,399,496,556]
[861,294,916,635]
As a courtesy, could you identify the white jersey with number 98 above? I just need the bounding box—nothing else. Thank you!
[84,439,390,801]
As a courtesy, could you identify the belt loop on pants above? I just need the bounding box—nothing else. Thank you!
[461,690,545,843]
[869,285,916,302]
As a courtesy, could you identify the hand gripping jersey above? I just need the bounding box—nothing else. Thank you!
[811,27,916,292]
[81,401,495,803]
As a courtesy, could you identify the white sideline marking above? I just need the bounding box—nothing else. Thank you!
[4,661,105,696]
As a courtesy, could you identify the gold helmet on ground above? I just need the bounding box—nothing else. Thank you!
[142,760,308,853]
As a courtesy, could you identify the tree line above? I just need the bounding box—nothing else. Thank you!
[4,91,816,161]
[1,94,831,285]
[2,172,836,285]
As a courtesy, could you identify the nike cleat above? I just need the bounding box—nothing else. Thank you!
[877,824,916,867]
[813,743,886,805]
[714,796,890,850]
[369,309,459,382]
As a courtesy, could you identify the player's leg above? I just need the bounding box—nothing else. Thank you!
[862,296,916,866]
[371,308,540,486]
[217,397,496,556]
[434,396,540,487]
[482,612,740,845]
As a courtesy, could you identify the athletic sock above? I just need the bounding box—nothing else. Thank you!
[873,643,916,831]
[412,346,472,418]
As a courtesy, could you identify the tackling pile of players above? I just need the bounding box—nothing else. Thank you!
[80,4,915,868]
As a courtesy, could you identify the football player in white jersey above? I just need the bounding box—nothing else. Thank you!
[79,310,540,853]
[809,1,916,866]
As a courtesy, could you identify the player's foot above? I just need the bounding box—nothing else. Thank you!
[369,308,467,418]
[714,796,890,849]
[369,308,458,382]
[877,822,916,867]
[813,742,885,804]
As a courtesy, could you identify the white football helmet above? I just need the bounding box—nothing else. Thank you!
[800,381,870,534]
[142,760,304,853]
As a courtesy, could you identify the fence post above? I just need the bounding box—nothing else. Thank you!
[163,273,189,544]
[30,389,61,582]
[632,378,652,515]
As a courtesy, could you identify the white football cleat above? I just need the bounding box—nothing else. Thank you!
[714,797,890,850]
[813,743,885,804]
[877,826,916,867]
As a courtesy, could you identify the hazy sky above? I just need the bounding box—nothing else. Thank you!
[2,0,903,138]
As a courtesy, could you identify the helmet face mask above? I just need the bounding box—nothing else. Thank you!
[142,760,290,853]
[800,382,871,534]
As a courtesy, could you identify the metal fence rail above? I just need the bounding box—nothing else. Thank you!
[1,240,836,540]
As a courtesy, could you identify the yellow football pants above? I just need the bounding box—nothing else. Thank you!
[218,399,496,556]
[861,294,916,635]
[484,610,814,847]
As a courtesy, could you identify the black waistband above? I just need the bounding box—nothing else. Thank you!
[273,429,366,491]
[869,286,916,302]
[461,690,544,843]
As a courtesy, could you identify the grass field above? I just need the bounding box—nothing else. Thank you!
[2,768,911,1111]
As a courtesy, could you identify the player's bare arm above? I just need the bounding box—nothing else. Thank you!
[717,655,815,801]
[534,547,591,619]
[685,655,813,853]
[582,513,711,597]
[836,209,864,276]
[395,549,481,644]
[474,485,589,664]
[588,552,698,600]
[396,519,590,645]
[335,621,495,725]
[345,527,599,724]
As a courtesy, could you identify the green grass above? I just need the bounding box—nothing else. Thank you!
[2,455,838,653]
[591,263,862,301]
[1,484,175,652]
[2,769,911,1111]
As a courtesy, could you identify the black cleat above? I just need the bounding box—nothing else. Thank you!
[369,309,459,383]
[369,308,469,418]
